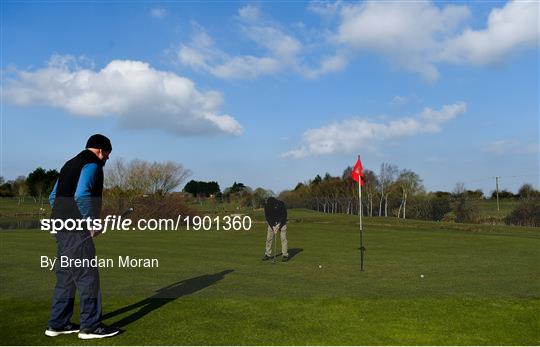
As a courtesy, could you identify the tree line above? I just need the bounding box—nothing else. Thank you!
[278,164,430,219]
[3,161,538,226]
[0,168,59,205]
[276,163,539,226]
[182,180,275,210]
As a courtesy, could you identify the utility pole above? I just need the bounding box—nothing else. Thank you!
[495,176,500,211]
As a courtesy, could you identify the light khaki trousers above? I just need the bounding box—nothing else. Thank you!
[265,224,288,257]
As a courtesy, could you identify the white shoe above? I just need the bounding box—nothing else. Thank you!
[44,322,80,337]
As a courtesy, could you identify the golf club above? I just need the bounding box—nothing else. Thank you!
[272,226,277,263]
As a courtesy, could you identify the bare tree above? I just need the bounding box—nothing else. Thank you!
[363,170,377,217]
[378,163,398,217]
[105,158,127,190]
[518,183,539,199]
[106,158,191,196]
[397,170,424,219]
[453,182,466,197]
[127,160,152,193]
[252,187,273,208]
[452,182,480,223]
[147,162,191,196]
[13,176,28,205]
[35,181,45,208]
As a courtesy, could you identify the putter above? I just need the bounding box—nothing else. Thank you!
[54,207,134,259]
[272,228,277,263]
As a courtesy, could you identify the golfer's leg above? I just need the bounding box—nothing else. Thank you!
[48,265,76,328]
[48,232,76,328]
[74,241,102,330]
[77,267,102,330]
[265,226,273,257]
[280,225,288,257]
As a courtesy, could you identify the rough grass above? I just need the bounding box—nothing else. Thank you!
[477,199,519,217]
[1,209,539,345]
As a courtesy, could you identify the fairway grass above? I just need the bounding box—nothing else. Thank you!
[1,210,539,345]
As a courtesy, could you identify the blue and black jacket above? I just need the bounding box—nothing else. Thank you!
[49,149,104,221]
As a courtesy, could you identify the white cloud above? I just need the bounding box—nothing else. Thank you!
[4,56,242,136]
[177,31,224,72]
[212,56,282,80]
[485,140,539,156]
[151,8,167,18]
[177,8,348,80]
[283,102,466,158]
[308,1,343,17]
[178,19,303,80]
[178,1,538,81]
[238,5,261,22]
[439,1,539,64]
[335,1,471,81]
[242,26,302,62]
[332,0,539,80]
[391,95,409,105]
[178,31,285,80]
[300,52,348,79]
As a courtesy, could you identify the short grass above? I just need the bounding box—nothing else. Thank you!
[1,209,539,345]
[0,197,50,216]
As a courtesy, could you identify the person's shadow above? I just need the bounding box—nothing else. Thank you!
[270,248,303,261]
[287,248,303,261]
[102,269,234,328]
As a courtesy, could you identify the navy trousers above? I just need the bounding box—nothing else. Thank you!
[48,231,102,330]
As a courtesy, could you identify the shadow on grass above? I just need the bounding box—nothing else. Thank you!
[268,248,303,262]
[287,248,303,261]
[102,269,234,328]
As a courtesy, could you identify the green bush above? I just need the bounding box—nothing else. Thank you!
[453,197,480,223]
[406,196,452,221]
[505,199,540,227]
[442,211,456,223]
[102,191,196,227]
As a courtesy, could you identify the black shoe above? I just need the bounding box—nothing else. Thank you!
[45,322,80,337]
[261,255,272,261]
[282,256,289,262]
[78,324,120,339]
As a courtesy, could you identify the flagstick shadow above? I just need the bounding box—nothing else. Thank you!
[102,269,234,328]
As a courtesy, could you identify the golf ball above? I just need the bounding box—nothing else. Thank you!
[420,274,424,278]
[318,265,322,269]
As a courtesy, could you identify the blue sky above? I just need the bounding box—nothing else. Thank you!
[1,1,538,195]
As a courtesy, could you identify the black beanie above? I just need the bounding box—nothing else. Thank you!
[86,134,112,151]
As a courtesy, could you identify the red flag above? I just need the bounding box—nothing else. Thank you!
[352,158,365,186]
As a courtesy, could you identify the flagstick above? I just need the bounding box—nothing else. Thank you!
[358,155,365,271]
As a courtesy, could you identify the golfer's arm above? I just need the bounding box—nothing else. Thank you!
[74,163,99,219]
[267,217,277,228]
[49,179,58,207]
[282,209,287,226]
[264,208,275,227]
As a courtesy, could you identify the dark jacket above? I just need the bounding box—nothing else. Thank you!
[264,198,287,227]
[50,150,104,221]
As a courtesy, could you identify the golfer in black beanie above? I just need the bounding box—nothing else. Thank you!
[45,134,119,339]
[85,134,112,152]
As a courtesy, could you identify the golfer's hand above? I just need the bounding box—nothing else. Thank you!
[89,227,102,238]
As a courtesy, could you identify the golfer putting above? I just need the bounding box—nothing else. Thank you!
[262,197,289,262]
[45,134,120,339]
